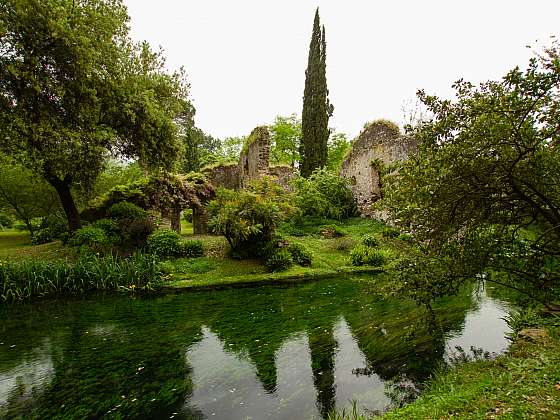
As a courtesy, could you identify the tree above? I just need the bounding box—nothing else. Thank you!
[300,8,333,177]
[382,46,560,309]
[0,157,60,235]
[326,132,350,172]
[0,0,189,232]
[269,114,301,167]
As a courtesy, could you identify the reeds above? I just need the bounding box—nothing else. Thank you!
[0,253,163,302]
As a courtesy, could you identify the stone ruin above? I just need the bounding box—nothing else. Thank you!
[195,126,295,233]
[202,126,295,192]
[340,120,417,217]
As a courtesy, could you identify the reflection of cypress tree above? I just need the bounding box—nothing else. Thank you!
[308,323,337,418]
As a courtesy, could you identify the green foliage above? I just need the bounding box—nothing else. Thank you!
[265,248,294,272]
[31,215,68,245]
[108,201,148,221]
[326,132,351,172]
[292,168,357,220]
[300,8,333,177]
[69,226,117,255]
[332,237,357,251]
[179,240,204,258]
[0,253,164,302]
[319,224,346,238]
[381,44,560,307]
[287,243,313,266]
[269,114,301,166]
[361,234,379,248]
[0,0,190,232]
[0,158,60,235]
[92,161,144,199]
[382,226,400,239]
[0,213,14,229]
[350,245,386,267]
[208,179,294,258]
[147,230,183,257]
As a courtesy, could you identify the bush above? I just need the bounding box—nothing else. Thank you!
[287,243,313,266]
[350,245,387,267]
[179,240,204,258]
[292,168,357,220]
[382,226,400,238]
[398,233,413,242]
[69,226,117,255]
[208,179,294,258]
[120,217,156,251]
[265,248,293,272]
[0,253,164,302]
[31,215,68,245]
[333,237,357,251]
[147,230,183,257]
[108,201,148,221]
[362,234,379,248]
[0,213,14,229]
[319,224,346,238]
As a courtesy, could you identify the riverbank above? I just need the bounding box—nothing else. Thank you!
[380,322,560,419]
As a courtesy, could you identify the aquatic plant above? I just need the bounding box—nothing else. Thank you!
[0,253,164,302]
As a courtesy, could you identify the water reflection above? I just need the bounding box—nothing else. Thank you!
[0,277,512,418]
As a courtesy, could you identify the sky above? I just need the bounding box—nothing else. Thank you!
[125,0,560,140]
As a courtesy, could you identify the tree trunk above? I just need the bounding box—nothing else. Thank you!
[49,178,81,234]
[171,207,181,234]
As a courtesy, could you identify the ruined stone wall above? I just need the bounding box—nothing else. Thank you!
[201,163,240,190]
[340,120,417,217]
[238,126,270,188]
[268,164,296,190]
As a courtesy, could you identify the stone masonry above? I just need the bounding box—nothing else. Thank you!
[340,120,417,217]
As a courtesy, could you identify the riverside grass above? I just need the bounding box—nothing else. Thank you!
[0,253,164,302]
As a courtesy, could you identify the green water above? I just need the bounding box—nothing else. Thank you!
[0,277,511,419]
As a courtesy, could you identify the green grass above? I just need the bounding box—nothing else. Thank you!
[381,325,560,419]
[0,230,72,262]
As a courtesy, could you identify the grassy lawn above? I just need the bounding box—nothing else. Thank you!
[163,217,398,288]
[0,230,71,262]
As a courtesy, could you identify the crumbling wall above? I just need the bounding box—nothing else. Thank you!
[340,120,417,217]
[201,163,240,190]
[238,126,270,188]
[268,164,296,190]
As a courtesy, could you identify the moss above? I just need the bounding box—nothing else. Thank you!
[361,119,401,136]
[241,126,269,155]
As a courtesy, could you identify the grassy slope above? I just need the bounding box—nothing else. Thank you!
[382,325,560,420]
[0,230,71,262]
[165,217,395,288]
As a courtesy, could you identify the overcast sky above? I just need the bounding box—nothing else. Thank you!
[125,1,560,140]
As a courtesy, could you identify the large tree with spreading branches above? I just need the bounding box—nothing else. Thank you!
[382,44,560,309]
[300,8,333,177]
[0,0,190,232]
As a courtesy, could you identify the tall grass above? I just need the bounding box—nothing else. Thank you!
[0,253,164,302]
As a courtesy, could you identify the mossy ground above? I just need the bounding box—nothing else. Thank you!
[0,230,72,262]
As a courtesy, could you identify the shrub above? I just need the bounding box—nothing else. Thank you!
[265,248,293,272]
[292,168,357,220]
[120,217,156,250]
[108,201,148,221]
[362,234,379,248]
[319,224,346,238]
[333,237,357,251]
[179,240,204,258]
[398,233,413,242]
[69,226,116,255]
[382,226,400,238]
[147,229,183,257]
[0,253,164,302]
[287,243,313,266]
[208,179,294,258]
[0,213,14,229]
[350,245,387,267]
[31,215,68,245]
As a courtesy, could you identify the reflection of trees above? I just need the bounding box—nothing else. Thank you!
[2,278,479,418]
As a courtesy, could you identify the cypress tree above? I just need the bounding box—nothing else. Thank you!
[300,8,333,177]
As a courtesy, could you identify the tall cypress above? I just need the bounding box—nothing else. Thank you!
[300,8,333,177]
